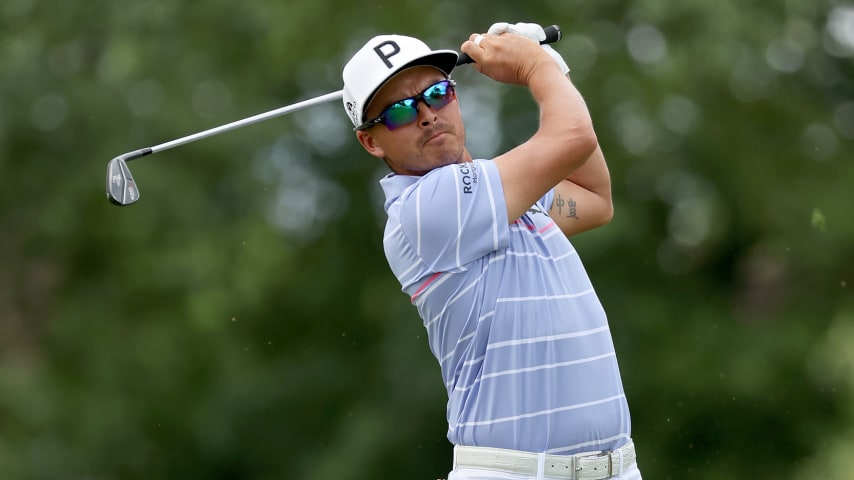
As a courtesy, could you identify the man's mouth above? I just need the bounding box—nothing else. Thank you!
[425,131,448,145]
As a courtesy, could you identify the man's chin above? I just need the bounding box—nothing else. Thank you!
[386,147,468,176]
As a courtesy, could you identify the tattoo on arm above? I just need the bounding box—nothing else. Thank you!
[552,193,579,220]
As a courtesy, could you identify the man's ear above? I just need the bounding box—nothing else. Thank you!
[356,130,386,160]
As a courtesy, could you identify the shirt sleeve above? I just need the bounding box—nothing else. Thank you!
[397,160,510,272]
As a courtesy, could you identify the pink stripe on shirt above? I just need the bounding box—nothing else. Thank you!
[411,271,442,302]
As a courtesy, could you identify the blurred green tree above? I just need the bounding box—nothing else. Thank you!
[0,0,851,478]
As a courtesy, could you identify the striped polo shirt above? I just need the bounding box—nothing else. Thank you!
[379,159,631,455]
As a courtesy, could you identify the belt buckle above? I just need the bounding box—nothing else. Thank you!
[574,451,606,480]
[571,456,582,480]
[606,450,613,477]
[575,443,633,480]
[591,450,612,479]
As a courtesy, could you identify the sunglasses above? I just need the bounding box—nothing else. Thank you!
[356,79,457,131]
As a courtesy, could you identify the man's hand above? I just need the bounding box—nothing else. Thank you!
[487,22,570,75]
[460,32,561,87]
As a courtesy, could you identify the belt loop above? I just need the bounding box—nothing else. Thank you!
[452,445,458,472]
[617,447,624,477]
[536,452,545,480]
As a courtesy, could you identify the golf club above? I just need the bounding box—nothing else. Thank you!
[106,25,562,206]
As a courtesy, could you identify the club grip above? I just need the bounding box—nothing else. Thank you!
[456,25,562,66]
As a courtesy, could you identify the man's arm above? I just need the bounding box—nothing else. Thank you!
[461,33,599,224]
[548,144,613,237]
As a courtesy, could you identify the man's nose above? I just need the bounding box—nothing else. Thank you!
[416,100,438,126]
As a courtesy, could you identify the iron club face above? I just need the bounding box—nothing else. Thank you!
[106,155,140,206]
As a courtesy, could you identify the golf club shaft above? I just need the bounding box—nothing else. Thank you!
[124,90,344,162]
[121,26,561,162]
[456,24,562,66]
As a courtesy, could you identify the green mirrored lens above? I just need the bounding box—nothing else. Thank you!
[383,100,419,130]
[424,82,451,107]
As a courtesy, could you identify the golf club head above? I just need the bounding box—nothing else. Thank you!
[106,156,140,206]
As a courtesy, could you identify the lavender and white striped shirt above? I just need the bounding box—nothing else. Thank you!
[379,159,631,455]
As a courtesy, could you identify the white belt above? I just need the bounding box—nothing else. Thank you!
[454,441,636,480]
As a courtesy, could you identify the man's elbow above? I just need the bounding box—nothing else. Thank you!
[593,194,614,229]
[601,199,615,226]
[568,125,598,166]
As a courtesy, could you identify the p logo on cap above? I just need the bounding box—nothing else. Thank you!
[373,40,402,68]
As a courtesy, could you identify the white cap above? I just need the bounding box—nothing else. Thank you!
[342,35,458,128]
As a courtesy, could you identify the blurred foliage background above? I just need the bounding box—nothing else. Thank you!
[1,0,853,478]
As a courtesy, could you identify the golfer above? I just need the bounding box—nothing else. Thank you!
[342,22,641,480]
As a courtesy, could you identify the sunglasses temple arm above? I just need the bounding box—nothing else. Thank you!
[456,24,562,66]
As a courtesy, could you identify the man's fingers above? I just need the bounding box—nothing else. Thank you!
[467,32,488,46]
[461,33,488,65]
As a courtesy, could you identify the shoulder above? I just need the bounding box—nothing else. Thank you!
[417,160,499,197]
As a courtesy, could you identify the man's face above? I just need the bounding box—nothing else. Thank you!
[356,66,471,175]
